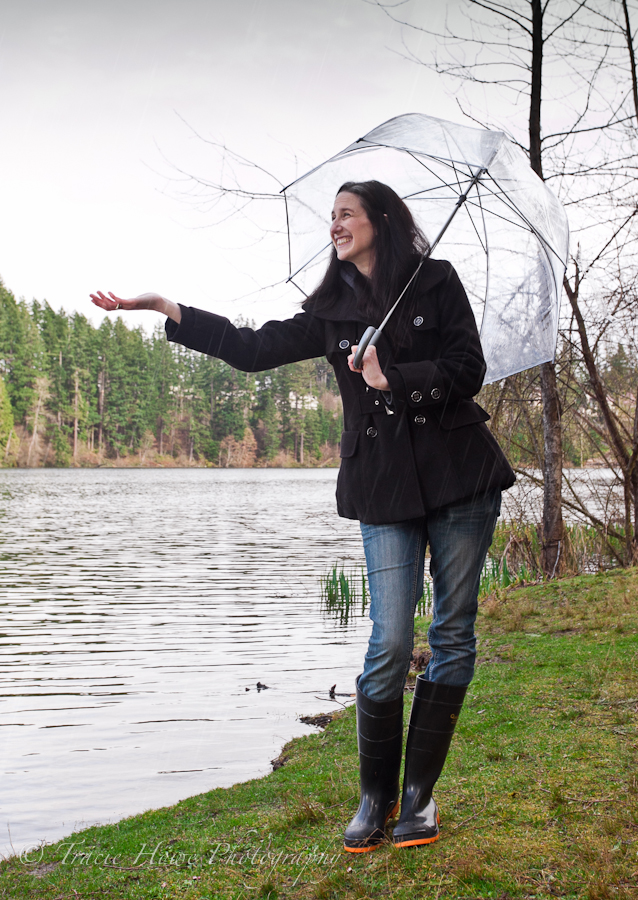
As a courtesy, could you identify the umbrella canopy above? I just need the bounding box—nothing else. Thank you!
[282,113,569,384]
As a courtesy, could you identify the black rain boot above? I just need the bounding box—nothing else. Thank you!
[343,678,404,853]
[392,674,467,848]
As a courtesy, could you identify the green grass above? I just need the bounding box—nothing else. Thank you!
[488,521,631,576]
[3,569,638,899]
[479,555,537,596]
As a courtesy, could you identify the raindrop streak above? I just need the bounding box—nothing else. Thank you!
[0,468,369,857]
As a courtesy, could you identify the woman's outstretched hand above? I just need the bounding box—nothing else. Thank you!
[89,291,182,324]
[348,344,390,392]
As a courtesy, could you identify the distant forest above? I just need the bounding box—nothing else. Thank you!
[0,281,342,467]
[1,278,635,472]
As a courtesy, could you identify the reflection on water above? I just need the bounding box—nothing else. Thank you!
[0,469,370,858]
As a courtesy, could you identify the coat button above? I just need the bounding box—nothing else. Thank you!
[410,390,422,403]
[366,427,378,437]
[374,399,380,405]
[413,316,424,326]
[414,415,426,425]
[430,388,441,400]
[339,339,350,349]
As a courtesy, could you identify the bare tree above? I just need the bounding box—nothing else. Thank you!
[367,0,638,571]
[560,0,638,563]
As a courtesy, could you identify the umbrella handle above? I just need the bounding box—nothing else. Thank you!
[353,325,381,369]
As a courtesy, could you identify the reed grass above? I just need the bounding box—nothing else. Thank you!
[322,554,535,625]
[321,566,367,624]
[490,520,629,576]
[322,522,628,625]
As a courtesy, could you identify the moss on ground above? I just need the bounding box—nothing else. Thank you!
[2,569,638,899]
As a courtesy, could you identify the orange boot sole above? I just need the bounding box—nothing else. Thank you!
[343,800,400,853]
[392,811,441,849]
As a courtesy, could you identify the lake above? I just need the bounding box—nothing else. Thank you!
[0,468,371,859]
[0,464,620,859]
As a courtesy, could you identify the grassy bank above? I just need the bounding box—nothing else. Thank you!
[2,571,638,900]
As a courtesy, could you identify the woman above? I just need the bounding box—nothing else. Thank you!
[90,180,515,852]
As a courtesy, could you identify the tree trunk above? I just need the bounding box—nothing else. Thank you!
[631,392,638,564]
[97,368,105,453]
[27,396,42,467]
[622,0,638,124]
[73,369,79,461]
[529,0,544,180]
[540,361,564,575]
[3,428,13,463]
[530,0,563,576]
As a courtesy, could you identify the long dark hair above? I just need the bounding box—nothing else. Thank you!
[305,180,430,348]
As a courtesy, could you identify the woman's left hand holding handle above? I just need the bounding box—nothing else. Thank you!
[89,291,182,324]
[348,344,390,392]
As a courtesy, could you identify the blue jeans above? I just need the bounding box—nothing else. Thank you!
[358,488,502,701]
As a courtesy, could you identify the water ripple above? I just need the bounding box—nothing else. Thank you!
[0,468,369,857]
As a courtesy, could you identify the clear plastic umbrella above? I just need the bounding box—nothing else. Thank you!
[282,113,569,383]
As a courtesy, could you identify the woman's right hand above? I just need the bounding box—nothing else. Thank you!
[89,291,182,323]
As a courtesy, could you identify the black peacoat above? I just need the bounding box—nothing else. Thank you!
[165,258,515,525]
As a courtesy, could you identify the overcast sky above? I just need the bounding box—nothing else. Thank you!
[0,0,461,331]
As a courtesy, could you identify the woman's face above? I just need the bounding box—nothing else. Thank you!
[330,192,375,276]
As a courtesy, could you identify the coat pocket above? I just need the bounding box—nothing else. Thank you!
[339,430,360,458]
[411,309,438,332]
[436,401,490,430]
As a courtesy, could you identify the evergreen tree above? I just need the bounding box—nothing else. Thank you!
[0,374,15,461]
[0,282,342,466]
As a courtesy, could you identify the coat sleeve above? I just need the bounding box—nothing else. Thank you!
[384,262,486,410]
[165,306,326,372]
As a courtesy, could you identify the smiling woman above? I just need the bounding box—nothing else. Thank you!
[89,179,515,854]
[311,181,432,357]
[330,192,376,275]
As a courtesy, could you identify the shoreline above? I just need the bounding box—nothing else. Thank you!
[0,459,341,470]
[3,569,637,898]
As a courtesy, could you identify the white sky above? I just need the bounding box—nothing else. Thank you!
[0,0,457,332]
